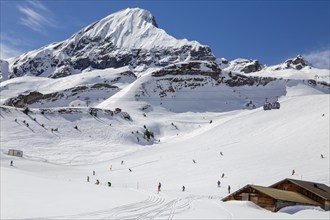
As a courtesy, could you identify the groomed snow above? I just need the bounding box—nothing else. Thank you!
[1,82,329,219]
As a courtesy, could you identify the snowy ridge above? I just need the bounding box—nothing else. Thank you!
[8,8,214,78]
[222,58,264,74]
[2,61,329,113]
[265,55,309,71]
[80,8,201,50]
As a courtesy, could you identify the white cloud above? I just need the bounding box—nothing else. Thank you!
[303,47,330,69]
[17,1,56,32]
[0,43,24,60]
[27,0,49,12]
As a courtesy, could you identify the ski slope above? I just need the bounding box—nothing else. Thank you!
[1,83,329,219]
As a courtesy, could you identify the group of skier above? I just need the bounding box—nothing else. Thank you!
[80,151,327,194]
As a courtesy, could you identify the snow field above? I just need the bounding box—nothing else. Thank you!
[1,90,329,219]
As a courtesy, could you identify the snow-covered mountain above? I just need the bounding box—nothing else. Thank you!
[8,8,214,79]
[266,55,309,71]
[1,7,330,220]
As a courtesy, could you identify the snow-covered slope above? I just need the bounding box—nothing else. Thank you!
[222,58,264,73]
[0,67,137,108]
[1,88,329,219]
[8,8,214,78]
[266,55,309,71]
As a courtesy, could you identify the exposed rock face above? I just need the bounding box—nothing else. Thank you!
[223,74,276,87]
[241,60,262,73]
[4,84,120,108]
[225,59,264,74]
[284,55,308,70]
[267,55,309,71]
[151,61,221,80]
[8,8,215,79]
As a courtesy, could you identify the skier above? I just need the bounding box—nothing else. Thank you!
[121,160,124,165]
[87,176,90,182]
[93,170,95,175]
[321,154,324,159]
[209,120,213,124]
[217,180,221,187]
[220,152,223,156]
[129,168,132,172]
[182,185,185,192]
[110,165,112,171]
[10,160,13,166]
[157,182,161,194]
[222,173,225,178]
[95,179,100,185]
[292,169,295,175]
[108,182,111,187]
[228,185,231,194]
[193,159,196,163]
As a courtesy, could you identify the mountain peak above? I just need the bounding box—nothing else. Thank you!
[74,7,199,50]
[109,8,158,28]
[283,55,309,70]
[9,8,214,78]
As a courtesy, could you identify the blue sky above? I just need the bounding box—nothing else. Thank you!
[1,0,329,68]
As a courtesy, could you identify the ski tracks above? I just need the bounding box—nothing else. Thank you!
[104,194,198,220]
[38,195,199,220]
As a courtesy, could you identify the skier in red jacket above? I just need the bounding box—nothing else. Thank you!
[157,182,161,194]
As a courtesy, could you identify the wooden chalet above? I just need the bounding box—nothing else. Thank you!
[222,185,321,212]
[270,178,330,211]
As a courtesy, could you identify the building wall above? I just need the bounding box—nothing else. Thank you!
[251,194,276,212]
[276,200,296,211]
[228,187,276,212]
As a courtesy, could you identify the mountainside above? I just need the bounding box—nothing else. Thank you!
[1,87,329,219]
[1,7,330,220]
[8,8,214,79]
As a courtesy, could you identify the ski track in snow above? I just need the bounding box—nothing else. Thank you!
[29,195,199,220]
[214,199,234,219]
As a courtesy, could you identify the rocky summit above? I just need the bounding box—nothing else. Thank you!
[8,8,215,79]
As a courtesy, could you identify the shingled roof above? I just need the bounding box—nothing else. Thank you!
[270,178,330,200]
[250,185,321,206]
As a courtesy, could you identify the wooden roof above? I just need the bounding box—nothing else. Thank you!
[222,184,321,206]
[250,185,321,206]
[270,178,330,200]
